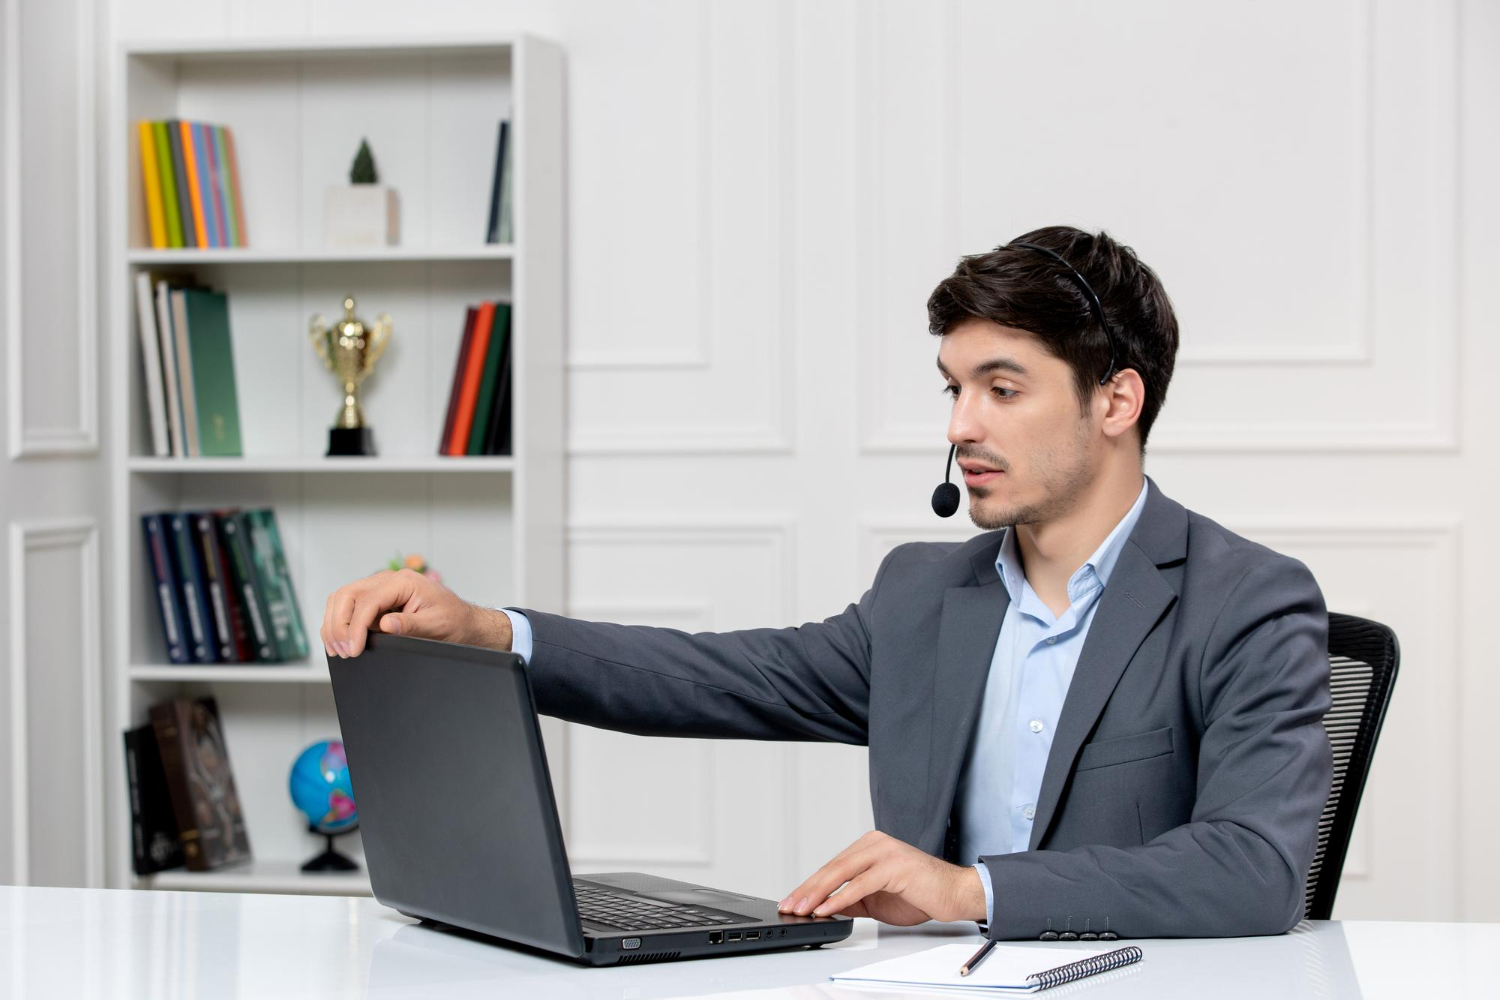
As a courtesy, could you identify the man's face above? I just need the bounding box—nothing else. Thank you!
[937,318,1101,531]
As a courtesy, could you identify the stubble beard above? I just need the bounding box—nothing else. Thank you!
[967,420,1097,531]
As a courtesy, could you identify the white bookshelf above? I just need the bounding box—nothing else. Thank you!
[106,35,565,896]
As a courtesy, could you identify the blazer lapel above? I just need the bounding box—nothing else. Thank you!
[920,547,1009,855]
[1026,539,1177,850]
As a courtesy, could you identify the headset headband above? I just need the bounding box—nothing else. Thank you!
[1004,241,1119,386]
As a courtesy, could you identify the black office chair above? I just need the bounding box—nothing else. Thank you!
[1303,612,1399,920]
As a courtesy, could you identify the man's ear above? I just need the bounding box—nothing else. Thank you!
[1099,368,1145,441]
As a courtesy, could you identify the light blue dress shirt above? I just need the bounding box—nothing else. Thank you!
[958,477,1149,924]
[497,478,1149,928]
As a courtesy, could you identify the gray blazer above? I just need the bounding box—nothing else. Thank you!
[510,475,1332,939]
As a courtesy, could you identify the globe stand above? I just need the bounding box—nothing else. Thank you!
[301,823,360,873]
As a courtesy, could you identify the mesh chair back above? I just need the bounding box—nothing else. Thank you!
[1304,612,1399,920]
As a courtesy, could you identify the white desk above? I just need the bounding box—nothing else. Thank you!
[0,886,1492,999]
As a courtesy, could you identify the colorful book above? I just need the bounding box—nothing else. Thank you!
[182,287,243,457]
[211,126,239,247]
[485,120,509,244]
[137,121,167,248]
[467,302,509,455]
[152,121,184,248]
[179,120,209,248]
[219,511,276,661]
[482,305,514,455]
[248,508,308,659]
[440,307,478,455]
[222,126,247,247]
[193,511,246,662]
[149,697,252,871]
[133,270,170,457]
[141,513,189,664]
[166,512,215,662]
[447,301,496,454]
[169,289,201,457]
[166,119,196,249]
[191,123,222,248]
[202,123,230,249]
[123,723,185,875]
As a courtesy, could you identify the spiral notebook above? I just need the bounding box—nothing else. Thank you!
[829,942,1143,994]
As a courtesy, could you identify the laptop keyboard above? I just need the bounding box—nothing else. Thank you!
[573,880,743,930]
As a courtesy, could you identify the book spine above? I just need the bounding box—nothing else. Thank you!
[195,123,224,248]
[258,508,308,658]
[191,512,235,661]
[245,509,300,660]
[222,511,275,660]
[166,120,197,249]
[467,300,508,455]
[167,513,215,662]
[179,120,209,249]
[212,126,240,247]
[149,700,206,870]
[207,511,255,662]
[222,127,248,247]
[482,304,513,455]
[448,301,496,454]
[497,123,514,243]
[440,307,478,455]
[134,270,170,457]
[141,514,189,664]
[171,289,201,457]
[204,124,231,249]
[183,288,243,457]
[137,120,167,249]
[485,120,508,244]
[153,121,184,249]
[154,279,186,457]
[123,724,184,875]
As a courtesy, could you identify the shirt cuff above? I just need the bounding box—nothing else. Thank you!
[496,607,534,665]
[974,862,994,927]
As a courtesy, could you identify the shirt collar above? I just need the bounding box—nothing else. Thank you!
[995,477,1151,605]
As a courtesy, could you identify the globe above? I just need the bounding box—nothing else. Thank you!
[289,740,358,835]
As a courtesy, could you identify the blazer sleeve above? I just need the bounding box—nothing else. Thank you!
[503,545,908,745]
[978,552,1333,939]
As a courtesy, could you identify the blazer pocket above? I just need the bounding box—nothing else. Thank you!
[1075,726,1174,772]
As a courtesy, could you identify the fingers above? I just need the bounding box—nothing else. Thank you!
[322,569,413,658]
[779,842,880,916]
[814,870,884,917]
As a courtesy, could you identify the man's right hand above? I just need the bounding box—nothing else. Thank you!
[320,568,512,659]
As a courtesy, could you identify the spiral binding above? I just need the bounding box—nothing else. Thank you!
[1026,945,1143,990]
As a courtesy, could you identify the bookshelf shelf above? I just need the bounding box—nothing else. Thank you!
[109,35,564,898]
[127,245,515,265]
[127,456,517,474]
[130,663,329,684]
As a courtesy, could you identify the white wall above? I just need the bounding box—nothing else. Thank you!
[5,0,1480,920]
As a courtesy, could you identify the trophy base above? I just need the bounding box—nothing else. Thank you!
[327,427,376,457]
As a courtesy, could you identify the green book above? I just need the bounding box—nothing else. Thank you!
[219,512,275,661]
[152,121,184,248]
[182,288,243,457]
[466,302,510,455]
[248,509,308,660]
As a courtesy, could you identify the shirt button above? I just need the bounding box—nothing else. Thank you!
[1046,637,1057,645]
[1023,804,1036,821]
[1029,719,1044,734]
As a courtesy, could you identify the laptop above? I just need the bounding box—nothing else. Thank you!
[327,632,853,966]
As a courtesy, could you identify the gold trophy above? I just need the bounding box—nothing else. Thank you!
[309,295,392,456]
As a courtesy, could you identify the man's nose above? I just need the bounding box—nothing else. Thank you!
[946,388,984,445]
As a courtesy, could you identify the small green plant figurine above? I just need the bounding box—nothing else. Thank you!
[350,138,378,185]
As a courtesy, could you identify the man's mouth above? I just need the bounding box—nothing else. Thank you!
[957,461,1003,486]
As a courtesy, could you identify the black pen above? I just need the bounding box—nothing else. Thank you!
[959,937,997,977]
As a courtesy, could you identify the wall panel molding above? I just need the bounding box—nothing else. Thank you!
[5,0,99,459]
[8,518,103,887]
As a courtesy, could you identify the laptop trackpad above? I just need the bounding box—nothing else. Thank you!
[646,887,754,910]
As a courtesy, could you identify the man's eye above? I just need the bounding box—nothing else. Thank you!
[993,387,1017,399]
[939,385,1017,400]
[940,385,959,398]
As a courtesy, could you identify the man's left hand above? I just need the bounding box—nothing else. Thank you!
[777,830,986,925]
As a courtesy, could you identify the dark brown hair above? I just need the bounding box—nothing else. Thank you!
[926,226,1179,451]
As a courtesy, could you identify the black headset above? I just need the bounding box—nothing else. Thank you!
[932,241,1121,518]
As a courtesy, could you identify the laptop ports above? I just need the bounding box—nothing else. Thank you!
[727,932,742,942]
[745,931,761,941]
[708,931,723,945]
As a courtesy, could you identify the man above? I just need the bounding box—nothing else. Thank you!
[321,226,1332,940]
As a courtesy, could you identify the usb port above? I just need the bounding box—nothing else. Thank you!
[727,932,742,942]
[708,931,723,944]
[745,931,761,941]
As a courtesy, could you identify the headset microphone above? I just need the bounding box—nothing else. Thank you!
[932,443,961,517]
